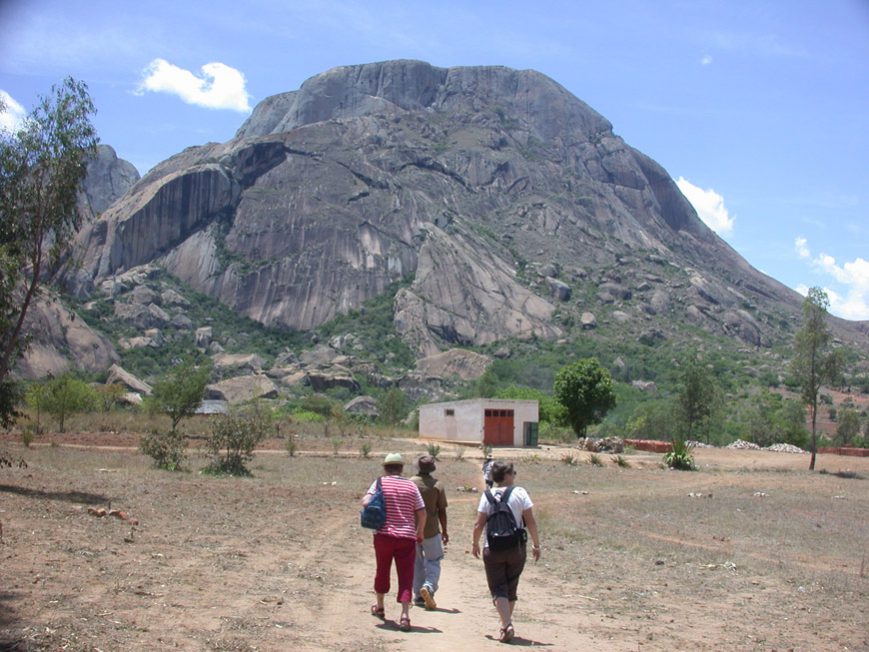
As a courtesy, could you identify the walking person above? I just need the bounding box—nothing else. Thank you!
[482,451,494,489]
[410,454,449,610]
[471,460,541,643]
[362,453,426,631]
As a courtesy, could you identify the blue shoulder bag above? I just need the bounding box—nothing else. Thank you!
[360,477,387,529]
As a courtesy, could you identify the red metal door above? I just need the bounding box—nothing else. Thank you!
[483,409,514,446]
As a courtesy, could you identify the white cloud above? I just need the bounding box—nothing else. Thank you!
[795,240,869,320]
[136,59,252,112]
[816,255,869,320]
[701,55,713,65]
[676,177,735,235]
[0,90,27,133]
[795,236,810,259]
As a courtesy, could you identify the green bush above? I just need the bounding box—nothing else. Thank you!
[204,409,270,476]
[146,359,211,433]
[40,374,97,432]
[140,428,187,471]
[663,439,696,471]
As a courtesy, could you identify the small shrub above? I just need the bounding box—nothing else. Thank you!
[360,441,372,458]
[612,454,630,468]
[426,443,441,459]
[331,436,342,457]
[20,428,35,448]
[561,453,578,466]
[140,428,187,471]
[589,453,603,467]
[204,411,269,476]
[285,433,298,457]
[664,438,696,471]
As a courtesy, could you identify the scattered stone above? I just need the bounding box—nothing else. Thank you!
[580,312,597,329]
[764,443,807,454]
[727,439,761,450]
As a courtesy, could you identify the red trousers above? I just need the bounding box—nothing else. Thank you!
[373,533,416,603]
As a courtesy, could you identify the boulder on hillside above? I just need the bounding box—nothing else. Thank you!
[207,374,278,404]
[414,348,491,382]
[106,364,152,395]
[213,352,264,375]
[299,344,340,368]
[344,395,379,417]
[580,312,597,329]
[307,370,360,392]
[546,277,571,301]
[195,326,213,348]
[16,297,119,379]
[113,303,154,330]
[398,372,445,403]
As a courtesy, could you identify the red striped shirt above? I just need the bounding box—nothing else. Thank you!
[367,475,424,539]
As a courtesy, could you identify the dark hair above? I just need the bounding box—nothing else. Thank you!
[383,463,404,475]
[491,461,514,484]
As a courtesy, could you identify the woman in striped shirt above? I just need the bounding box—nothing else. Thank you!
[363,452,426,631]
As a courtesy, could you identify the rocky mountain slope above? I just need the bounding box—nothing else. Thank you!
[54,61,864,382]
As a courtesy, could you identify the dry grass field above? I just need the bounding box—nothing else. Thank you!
[1,434,867,651]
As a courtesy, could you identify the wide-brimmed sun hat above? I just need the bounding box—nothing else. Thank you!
[383,452,403,465]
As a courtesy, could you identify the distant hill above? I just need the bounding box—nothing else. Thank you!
[39,60,865,395]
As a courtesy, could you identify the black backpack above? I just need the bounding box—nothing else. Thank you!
[484,486,526,551]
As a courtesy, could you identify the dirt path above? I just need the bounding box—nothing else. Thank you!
[2,440,867,651]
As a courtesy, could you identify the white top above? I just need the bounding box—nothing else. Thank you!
[476,485,533,549]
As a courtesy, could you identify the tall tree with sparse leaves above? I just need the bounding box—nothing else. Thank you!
[674,358,719,443]
[554,358,616,438]
[0,78,98,427]
[790,287,843,470]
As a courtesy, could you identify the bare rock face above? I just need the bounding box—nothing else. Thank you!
[78,144,140,220]
[62,60,867,358]
[16,296,119,379]
[414,348,492,382]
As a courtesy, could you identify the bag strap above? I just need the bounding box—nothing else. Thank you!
[376,476,383,491]
[485,486,514,505]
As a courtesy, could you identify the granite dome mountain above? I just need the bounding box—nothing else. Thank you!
[61,60,866,369]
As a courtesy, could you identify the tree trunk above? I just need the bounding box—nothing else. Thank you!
[809,401,817,471]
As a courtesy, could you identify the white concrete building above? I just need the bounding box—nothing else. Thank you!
[418,398,539,447]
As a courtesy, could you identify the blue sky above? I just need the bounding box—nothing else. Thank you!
[1,0,867,320]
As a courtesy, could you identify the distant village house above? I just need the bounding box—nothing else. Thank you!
[418,398,539,447]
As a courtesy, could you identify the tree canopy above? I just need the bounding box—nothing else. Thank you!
[0,77,98,427]
[553,357,616,437]
[147,359,212,433]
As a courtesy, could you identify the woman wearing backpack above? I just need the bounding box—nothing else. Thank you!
[471,460,541,643]
[362,452,426,632]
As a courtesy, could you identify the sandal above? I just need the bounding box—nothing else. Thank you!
[499,623,514,643]
[370,604,385,619]
[399,616,411,632]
